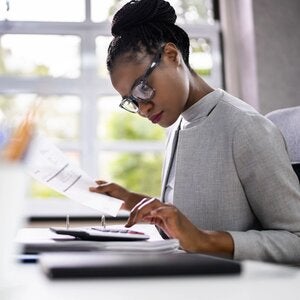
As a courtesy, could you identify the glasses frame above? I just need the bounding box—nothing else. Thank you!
[119,48,163,113]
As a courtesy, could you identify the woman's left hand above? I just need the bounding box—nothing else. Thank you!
[125,197,211,253]
[125,197,234,256]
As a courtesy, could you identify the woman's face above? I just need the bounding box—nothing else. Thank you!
[110,45,190,128]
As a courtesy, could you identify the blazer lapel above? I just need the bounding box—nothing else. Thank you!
[161,119,182,202]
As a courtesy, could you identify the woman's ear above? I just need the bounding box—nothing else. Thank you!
[162,42,181,66]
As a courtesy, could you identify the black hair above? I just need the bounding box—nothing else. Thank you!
[106,0,192,73]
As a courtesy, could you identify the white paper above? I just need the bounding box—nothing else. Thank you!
[24,135,123,217]
[16,225,180,254]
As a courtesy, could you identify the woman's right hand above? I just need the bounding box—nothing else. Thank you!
[89,180,145,211]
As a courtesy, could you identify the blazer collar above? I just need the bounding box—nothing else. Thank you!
[181,89,223,125]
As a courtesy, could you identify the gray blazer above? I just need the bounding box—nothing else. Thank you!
[161,90,300,263]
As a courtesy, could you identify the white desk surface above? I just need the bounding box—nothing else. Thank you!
[2,225,300,300]
[1,258,300,300]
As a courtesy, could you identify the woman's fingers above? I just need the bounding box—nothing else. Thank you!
[89,181,113,194]
[125,197,151,227]
[150,205,179,224]
[141,204,185,238]
[149,205,180,236]
[89,180,103,193]
[125,197,162,227]
[125,200,202,252]
[142,214,165,230]
[95,180,107,185]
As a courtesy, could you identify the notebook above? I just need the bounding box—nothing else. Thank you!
[39,252,241,279]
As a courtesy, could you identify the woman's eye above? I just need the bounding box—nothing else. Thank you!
[140,84,150,91]
[133,83,152,99]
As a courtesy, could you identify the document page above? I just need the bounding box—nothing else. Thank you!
[25,135,123,217]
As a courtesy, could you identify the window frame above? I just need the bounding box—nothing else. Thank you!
[0,0,222,219]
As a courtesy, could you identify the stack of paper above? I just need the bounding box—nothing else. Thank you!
[16,224,180,255]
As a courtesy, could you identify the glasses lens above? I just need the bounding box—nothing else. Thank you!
[132,82,154,100]
[120,98,139,113]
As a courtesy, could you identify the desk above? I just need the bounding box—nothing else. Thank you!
[2,260,300,300]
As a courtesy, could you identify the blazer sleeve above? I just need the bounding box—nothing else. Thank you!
[228,113,300,263]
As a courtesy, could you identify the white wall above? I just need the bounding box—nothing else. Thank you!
[220,0,300,114]
[253,0,300,114]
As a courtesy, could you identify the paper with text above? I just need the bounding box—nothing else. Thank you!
[25,135,123,217]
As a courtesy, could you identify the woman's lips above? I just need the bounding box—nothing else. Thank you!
[149,111,163,124]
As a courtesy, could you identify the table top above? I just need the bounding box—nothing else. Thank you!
[2,224,300,300]
[1,259,300,300]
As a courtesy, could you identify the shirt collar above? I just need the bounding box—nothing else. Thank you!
[181,88,223,125]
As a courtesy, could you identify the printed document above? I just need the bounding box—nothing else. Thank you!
[25,135,123,216]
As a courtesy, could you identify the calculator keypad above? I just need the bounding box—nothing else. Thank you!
[91,227,145,235]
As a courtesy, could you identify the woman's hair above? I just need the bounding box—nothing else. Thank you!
[106,0,192,72]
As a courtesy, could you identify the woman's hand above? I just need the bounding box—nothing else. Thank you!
[89,180,148,211]
[125,197,234,257]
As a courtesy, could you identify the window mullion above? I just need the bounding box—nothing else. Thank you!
[80,32,98,178]
[85,0,91,22]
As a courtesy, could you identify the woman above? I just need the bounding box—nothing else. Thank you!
[90,0,300,263]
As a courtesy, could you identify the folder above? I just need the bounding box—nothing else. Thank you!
[40,252,241,279]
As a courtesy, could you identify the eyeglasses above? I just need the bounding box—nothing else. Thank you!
[119,49,162,113]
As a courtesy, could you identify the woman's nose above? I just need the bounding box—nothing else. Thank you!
[138,101,154,118]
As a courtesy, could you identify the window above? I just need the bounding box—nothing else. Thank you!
[0,34,80,78]
[0,0,222,218]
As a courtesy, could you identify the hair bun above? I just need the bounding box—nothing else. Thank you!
[111,0,176,37]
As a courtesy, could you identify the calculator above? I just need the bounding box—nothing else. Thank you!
[50,227,150,241]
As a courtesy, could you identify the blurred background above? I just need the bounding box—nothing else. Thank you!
[0,0,299,221]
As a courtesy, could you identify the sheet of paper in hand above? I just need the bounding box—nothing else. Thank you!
[24,134,123,217]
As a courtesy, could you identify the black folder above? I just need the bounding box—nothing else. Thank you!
[40,252,241,279]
